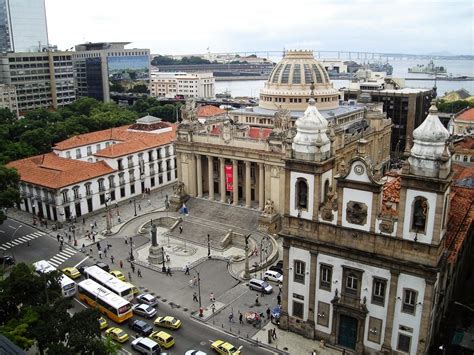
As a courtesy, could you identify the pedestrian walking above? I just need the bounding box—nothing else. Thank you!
[229,311,234,323]
[166,267,172,276]
[179,226,183,234]
[128,272,132,281]
[277,294,281,305]
[138,203,141,211]
[266,307,271,319]
[68,234,71,243]
[272,328,277,340]
[60,236,64,243]
[131,263,135,273]
[166,254,170,263]
[60,240,64,247]
[94,221,97,228]
[98,250,102,259]
[119,260,123,268]
[148,199,151,206]
[255,295,259,306]
[137,268,142,278]
[107,243,111,250]
[59,244,62,252]
[103,248,107,258]
[278,283,282,295]
[110,255,114,264]
[92,234,96,242]
[81,243,85,252]
[57,234,60,242]
[239,312,243,324]
[211,303,216,313]
[193,292,198,302]
[89,247,93,256]
[209,292,215,303]
[185,265,190,275]
[124,235,128,244]
[82,217,85,225]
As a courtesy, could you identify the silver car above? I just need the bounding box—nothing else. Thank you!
[136,293,159,307]
[132,304,157,319]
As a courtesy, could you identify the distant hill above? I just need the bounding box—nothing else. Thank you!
[427,50,453,56]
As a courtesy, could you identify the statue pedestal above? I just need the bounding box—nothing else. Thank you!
[258,213,281,234]
[148,245,164,265]
[169,194,189,212]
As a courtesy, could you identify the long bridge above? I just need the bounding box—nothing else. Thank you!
[164,50,472,61]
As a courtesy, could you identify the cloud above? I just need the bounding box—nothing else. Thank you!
[45,0,474,55]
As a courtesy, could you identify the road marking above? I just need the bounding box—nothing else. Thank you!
[48,248,78,267]
[0,230,4,233]
[0,231,45,249]
[0,246,5,250]
[8,225,16,229]
[74,256,89,269]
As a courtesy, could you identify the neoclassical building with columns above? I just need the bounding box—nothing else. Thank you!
[175,50,392,213]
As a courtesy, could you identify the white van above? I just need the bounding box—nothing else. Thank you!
[131,337,161,355]
[249,278,273,294]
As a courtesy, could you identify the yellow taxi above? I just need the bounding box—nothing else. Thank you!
[149,331,175,349]
[124,281,139,296]
[105,327,129,343]
[62,267,81,279]
[211,340,242,355]
[110,270,125,281]
[98,317,108,330]
[154,316,182,330]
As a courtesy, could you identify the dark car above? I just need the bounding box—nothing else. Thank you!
[129,319,153,336]
[95,261,110,272]
[0,255,15,266]
[269,260,283,275]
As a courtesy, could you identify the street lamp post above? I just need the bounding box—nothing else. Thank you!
[192,268,202,312]
[104,196,112,234]
[133,198,137,217]
[207,234,211,258]
[161,247,166,272]
[259,236,269,279]
[129,236,134,261]
[244,234,251,279]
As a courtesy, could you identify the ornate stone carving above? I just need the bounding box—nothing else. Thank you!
[180,98,198,123]
[263,199,276,215]
[220,120,234,144]
[321,191,335,222]
[346,201,368,225]
[379,219,394,234]
[273,106,292,133]
[271,166,280,178]
[173,181,185,197]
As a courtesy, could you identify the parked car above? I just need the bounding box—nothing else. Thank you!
[263,270,283,283]
[62,267,81,279]
[131,337,160,355]
[129,319,153,336]
[269,265,283,275]
[0,255,15,266]
[95,261,110,272]
[271,306,281,325]
[132,304,157,319]
[105,327,129,343]
[185,351,207,355]
[98,317,108,330]
[136,293,158,307]
[248,278,273,294]
[154,316,182,330]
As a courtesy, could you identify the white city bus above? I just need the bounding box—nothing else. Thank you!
[77,279,133,323]
[33,260,77,298]
[83,265,134,301]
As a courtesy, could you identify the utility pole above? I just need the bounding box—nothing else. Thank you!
[244,234,251,279]
[133,198,137,217]
[207,234,211,258]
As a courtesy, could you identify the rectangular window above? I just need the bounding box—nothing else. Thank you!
[402,289,417,314]
[120,187,125,198]
[87,146,92,156]
[319,264,332,290]
[397,333,411,353]
[292,300,304,319]
[372,278,387,306]
[148,150,154,161]
[294,260,305,284]
[151,177,155,187]
[96,144,101,152]
[75,148,81,159]
[345,273,358,294]
[159,175,163,185]
[368,317,383,344]
[118,159,124,170]
[128,156,133,167]
[66,151,71,159]
[130,184,135,195]
[85,184,92,196]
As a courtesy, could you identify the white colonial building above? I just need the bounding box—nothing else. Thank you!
[149,71,215,99]
[8,115,177,222]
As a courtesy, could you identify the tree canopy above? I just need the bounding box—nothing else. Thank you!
[437,99,474,114]
[0,165,20,224]
[0,263,117,354]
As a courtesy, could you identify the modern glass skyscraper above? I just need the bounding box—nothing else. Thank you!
[0,0,49,53]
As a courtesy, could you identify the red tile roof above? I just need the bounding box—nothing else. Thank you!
[445,186,474,263]
[7,153,115,189]
[456,108,474,121]
[54,125,176,158]
[454,136,474,150]
[197,105,226,118]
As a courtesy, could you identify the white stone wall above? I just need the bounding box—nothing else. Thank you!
[288,246,311,320]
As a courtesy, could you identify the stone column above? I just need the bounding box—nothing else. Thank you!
[219,157,226,203]
[305,251,318,339]
[189,154,197,197]
[245,161,251,208]
[196,154,203,198]
[259,163,265,210]
[233,159,238,206]
[382,270,400,352]
[208,156,214,201]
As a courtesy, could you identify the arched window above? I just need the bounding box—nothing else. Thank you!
[411,196,428,233]
[296,178,308,210]
[323,180,330,204]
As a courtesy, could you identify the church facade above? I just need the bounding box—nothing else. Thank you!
[279,101,455,354]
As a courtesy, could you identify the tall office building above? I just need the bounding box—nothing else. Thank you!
[0,0,49,53]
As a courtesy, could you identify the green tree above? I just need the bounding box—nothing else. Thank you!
[69,97,101,116]
[0,165,20,224]
[0,108,17,124]
[437,99,474,113]
[19,128,53,154]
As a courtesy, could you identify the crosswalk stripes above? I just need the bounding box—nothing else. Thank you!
[0,231,45,250]
[48,248,77,268]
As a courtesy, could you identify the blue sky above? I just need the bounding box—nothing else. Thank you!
[46,0,473,55]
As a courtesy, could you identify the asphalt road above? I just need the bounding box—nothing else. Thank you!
[1,219,272,354]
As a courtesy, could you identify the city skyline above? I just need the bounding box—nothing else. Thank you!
[45,0,473,55]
